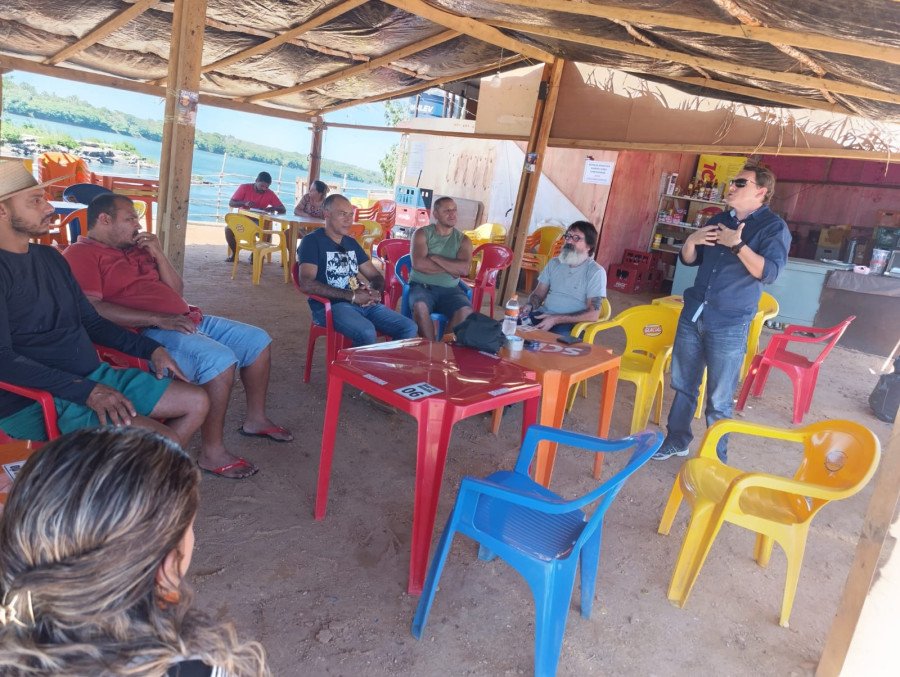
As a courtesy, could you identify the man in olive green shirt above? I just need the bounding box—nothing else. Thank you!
[408,197,473,339]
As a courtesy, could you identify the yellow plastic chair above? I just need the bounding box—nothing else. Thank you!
[658,419,879,627]
[741,291,780,381]
[224,213,289,285]
[563,297,613,409]
[519,226,564,292]
[463,222,507,247]
[572,304,680,433]
[465,223,507,276]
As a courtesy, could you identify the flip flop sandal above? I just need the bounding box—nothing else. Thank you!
[198,457,258,479]
[237,425,293,442]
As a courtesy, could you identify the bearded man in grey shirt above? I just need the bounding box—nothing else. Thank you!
[520,220,607,336]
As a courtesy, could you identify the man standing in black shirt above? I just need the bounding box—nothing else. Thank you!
[0,161,208,444]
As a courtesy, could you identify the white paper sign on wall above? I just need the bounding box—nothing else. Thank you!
[582,160,614,185]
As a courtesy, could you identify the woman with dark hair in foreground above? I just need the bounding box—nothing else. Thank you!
[0,427,269,676]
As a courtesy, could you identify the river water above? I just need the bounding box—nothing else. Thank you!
[5,113,383,222]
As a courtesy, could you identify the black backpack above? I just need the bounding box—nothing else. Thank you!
[453,313,506,354]
[869,357,900,423]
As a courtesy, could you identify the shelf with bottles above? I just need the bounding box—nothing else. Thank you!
[659,194,726,207]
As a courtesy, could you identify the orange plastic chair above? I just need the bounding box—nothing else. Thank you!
[519,226,564,292]
[348,222,366,249]
[658,418,880,627]
[736,316,855,424]
[225,213,289,285]
[465,243,513,318]
[572,304,681,434]
[37,151,91,200]
[741,291,780,381]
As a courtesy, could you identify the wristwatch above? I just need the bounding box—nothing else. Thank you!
[731,241,746,255]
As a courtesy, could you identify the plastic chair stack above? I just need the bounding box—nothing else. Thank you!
[412,425,662,676]
[658,418,879,627]
[519,226,564,292]
[736,316,855,424]
[225,213,289,285]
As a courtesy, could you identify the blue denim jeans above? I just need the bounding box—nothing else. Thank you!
[313,302,418,347]
[665,315,749,461]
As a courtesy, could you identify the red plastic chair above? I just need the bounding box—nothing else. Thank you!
[292,262,351,383]
[736,316,855,424]
[464,243,513,318]
[374,238,411,311]
[0,381,61,440]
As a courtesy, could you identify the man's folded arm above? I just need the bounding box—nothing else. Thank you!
[76,290,162,360]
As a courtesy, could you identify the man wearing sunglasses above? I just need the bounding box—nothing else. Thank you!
[653,163,790,463]
[519,220,606,335]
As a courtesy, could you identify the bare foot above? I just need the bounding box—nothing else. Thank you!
[239,419,293,442]
[198,450,258,479]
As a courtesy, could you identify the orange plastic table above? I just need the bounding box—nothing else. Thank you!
[315,338,541,594]
[493,328,621,486]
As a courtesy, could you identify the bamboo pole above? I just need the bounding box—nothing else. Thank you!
[500,58,566,307]
[308,117,324,186]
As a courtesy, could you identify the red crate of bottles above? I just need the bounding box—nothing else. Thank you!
[620,249,661,272]
[609,264,663,294]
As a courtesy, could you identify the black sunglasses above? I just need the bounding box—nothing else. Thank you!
[729,178,758,188]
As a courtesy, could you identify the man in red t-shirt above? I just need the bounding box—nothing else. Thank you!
[225,171,285,261]
[65,194,293,479]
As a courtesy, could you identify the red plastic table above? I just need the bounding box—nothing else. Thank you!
[315,338,542,594]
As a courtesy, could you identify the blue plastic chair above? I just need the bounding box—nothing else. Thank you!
[62,183,113,242]
[395,253,473,338]
[412,425,662,676]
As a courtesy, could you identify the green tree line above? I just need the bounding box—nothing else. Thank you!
[2,78,381,184]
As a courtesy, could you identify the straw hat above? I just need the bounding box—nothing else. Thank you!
[0,160,66,203]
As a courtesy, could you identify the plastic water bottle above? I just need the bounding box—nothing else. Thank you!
[502,297,519,336]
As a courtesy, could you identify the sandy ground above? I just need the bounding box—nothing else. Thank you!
[179,224,895,676]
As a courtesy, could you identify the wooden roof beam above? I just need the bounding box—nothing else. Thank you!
[247,30,459,102]
[547,138,899,162]
[44,0,160,66]
[0,53,314,122]
[491,0,900,66]
[316,55,527,115]
[379,0,554,63]
[200,0,369,74]
[490,21,900,106]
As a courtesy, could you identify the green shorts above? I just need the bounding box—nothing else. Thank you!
[0,363,171,441]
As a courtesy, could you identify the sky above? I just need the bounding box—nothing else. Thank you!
[6,72,405,172]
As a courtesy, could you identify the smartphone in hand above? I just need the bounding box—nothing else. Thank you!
[557,335,581,345]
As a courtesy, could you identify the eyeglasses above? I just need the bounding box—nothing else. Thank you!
[330,210,354,218]
[729,178,758,188]
[563,232,583,242]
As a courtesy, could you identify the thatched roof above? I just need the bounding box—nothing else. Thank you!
[0,0,897,124]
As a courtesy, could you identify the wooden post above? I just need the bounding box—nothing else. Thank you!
[157,0,207,273]
[816,414,900,676]
[308,117,324,187]
[500,58,565,306]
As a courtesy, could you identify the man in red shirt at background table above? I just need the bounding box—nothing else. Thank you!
[225,171,285,262]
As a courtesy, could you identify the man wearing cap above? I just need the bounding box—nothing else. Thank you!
[0,161,209,451]
[225,171,286,262]
[652,162,790,463]
[64,193,292,479]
